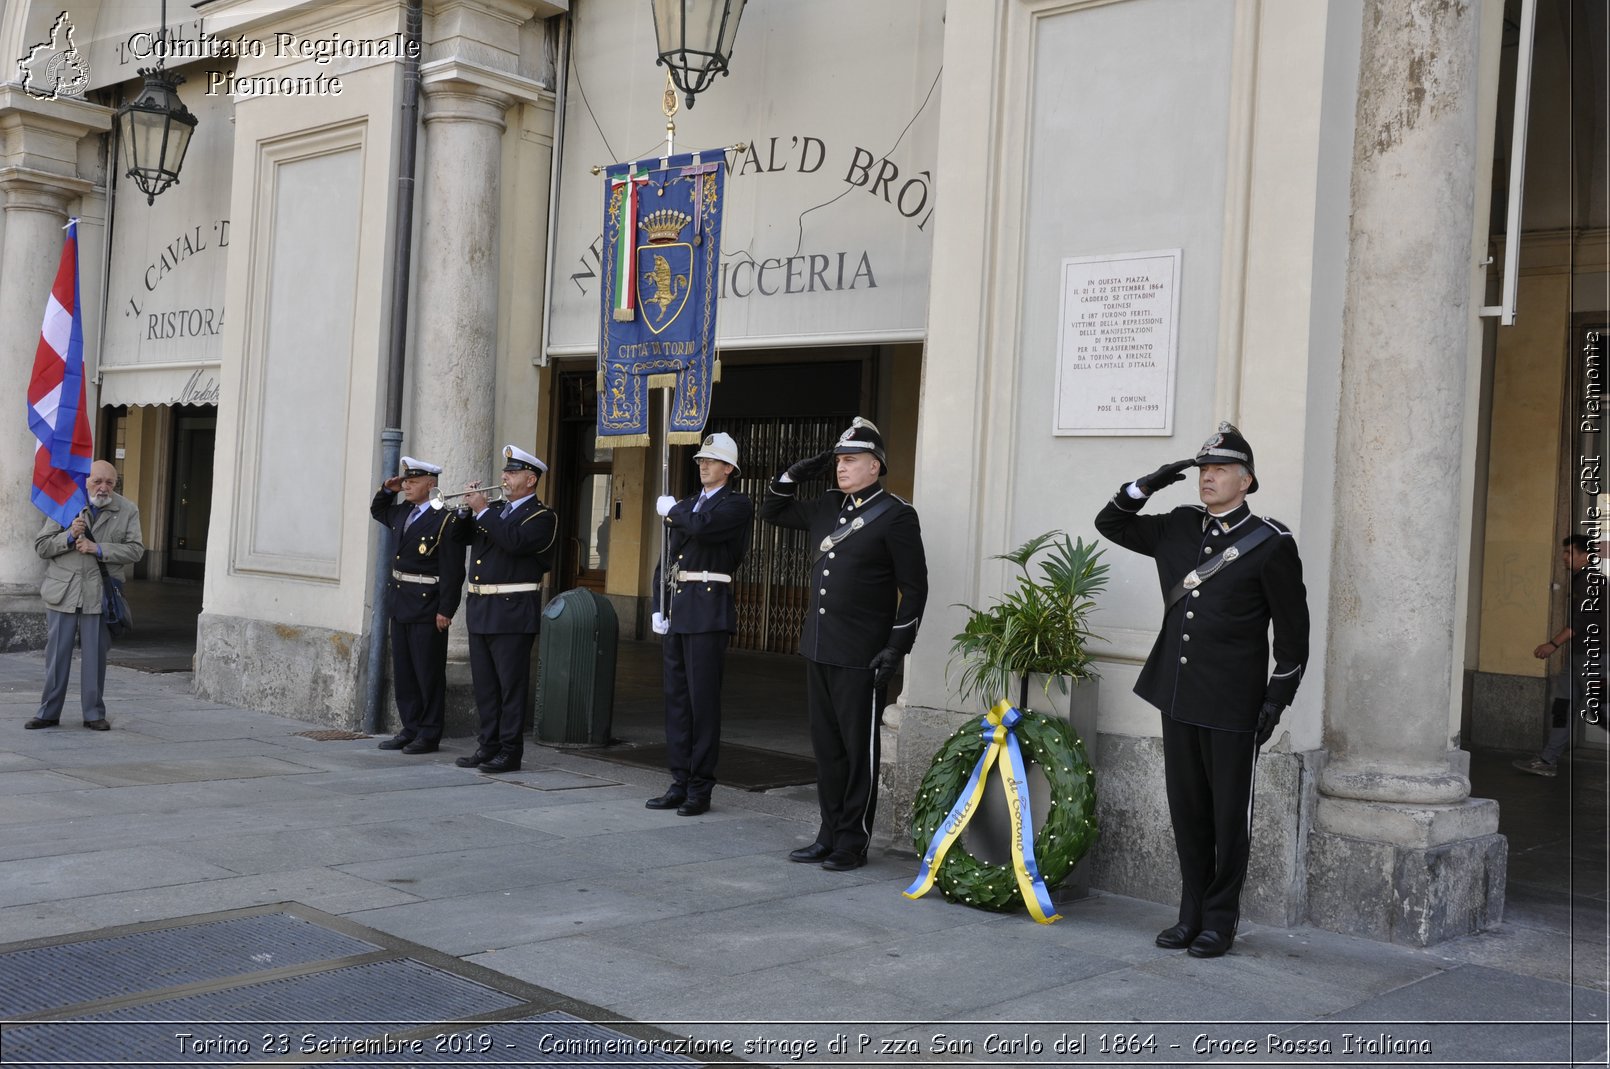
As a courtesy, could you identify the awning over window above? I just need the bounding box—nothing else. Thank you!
[98,361,220,408]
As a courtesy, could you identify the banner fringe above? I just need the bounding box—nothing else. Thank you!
[645,373,677,390]
[667,431,703,446]
[596,434,651,450]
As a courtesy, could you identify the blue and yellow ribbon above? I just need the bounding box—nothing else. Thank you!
[903,700,1062,924]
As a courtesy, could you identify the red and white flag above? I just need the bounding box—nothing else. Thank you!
[26,218,92,527]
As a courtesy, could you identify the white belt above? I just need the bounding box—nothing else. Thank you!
[675,570,731,583]
[392,570,439,586]
[467,582,539,595]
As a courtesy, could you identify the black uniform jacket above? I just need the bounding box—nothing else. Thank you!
[759,478,928,668]
[450,494,558,635]
[1095,489,1309,731]
[652,483,754,635]
[370,489,466,625]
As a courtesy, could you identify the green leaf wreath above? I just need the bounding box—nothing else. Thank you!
[908,708,1098,911]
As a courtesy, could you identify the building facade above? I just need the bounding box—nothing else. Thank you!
[0,0,1602,946]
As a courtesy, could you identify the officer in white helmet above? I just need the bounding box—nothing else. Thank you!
[645,431,753,816]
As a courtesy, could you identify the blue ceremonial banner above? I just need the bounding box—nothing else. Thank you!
[597,150,726,448]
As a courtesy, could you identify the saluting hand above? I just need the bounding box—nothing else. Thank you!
[784,449,835,483]
[1136,458,1195,495]
[383,476,404,493]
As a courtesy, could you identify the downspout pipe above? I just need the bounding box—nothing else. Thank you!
[364,0,424,734]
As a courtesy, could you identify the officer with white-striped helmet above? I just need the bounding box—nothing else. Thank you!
[759,418,929,870]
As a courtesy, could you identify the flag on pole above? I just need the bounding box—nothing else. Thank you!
[597,150,726,448]
[26,218,92,527]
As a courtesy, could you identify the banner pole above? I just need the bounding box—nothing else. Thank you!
[657,73,678,624]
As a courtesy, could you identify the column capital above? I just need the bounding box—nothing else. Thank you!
[421,60,550,130]
[0,87,112,184]
[0,167,92,217]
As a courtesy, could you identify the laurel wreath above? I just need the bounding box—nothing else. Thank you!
[908,710,1098,912]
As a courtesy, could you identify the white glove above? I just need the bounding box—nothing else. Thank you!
[651,612,670,635]
[655,495,677,517]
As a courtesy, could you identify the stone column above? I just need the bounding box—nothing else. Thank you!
[0,91,107,649]
[1306,0,1503,946]
[412,73,515,490]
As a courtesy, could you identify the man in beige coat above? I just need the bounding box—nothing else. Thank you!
[26,460,144,731]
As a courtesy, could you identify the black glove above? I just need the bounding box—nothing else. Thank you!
[1136,458,1195,495]
[869,647,902,689]
[785,449,836,483]
[1254,700,1284,747]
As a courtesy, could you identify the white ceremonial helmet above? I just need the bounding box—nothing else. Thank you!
[693,431,740,471]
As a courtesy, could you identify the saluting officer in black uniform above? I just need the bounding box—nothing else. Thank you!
[451,445,558,774]
[644,431,754,816]
[1095,422,1309,958]
[760,418,928,871]
[370,457,465,754]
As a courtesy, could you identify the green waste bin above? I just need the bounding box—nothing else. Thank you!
[534,589,618,746]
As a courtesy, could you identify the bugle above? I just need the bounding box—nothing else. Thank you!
[428,483,506,510]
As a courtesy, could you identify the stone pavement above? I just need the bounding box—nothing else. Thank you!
[0,650,1605,1068]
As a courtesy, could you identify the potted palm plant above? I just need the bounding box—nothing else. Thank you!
[948,530,1109,713]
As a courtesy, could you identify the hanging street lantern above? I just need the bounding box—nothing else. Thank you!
[116,66,197,205]
[650,0,747,109]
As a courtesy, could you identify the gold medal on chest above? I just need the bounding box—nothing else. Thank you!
[419,541,428,554]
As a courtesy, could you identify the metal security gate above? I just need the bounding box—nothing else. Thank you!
[724,415,843,653]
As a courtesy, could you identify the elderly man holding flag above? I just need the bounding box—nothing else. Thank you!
[24,220,144,731]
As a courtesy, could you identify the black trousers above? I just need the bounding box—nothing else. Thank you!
[1161,714,1258,935]
[662,630,729,801]
[390,620,448,742]
[467,631,535,753]
[804,659,884,857]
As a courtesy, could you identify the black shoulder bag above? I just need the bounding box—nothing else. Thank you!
[97,560,133,639]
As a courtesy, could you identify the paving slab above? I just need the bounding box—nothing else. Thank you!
[59,754,325,787]
[0,846,243,907]
[0,769,108,795]
[177,811,563,875]
[350,879,694,956]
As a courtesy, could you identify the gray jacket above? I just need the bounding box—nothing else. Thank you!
[34,495,145,613]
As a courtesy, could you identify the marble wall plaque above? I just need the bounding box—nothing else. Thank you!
[1053,249,1181,436]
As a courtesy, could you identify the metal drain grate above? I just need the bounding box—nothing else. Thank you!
[0,904,693,1069]
[0,913,382,1017]
[2,959,525,1064]
[293,729,371,741]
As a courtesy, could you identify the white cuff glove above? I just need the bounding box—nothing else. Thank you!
[651,612,670,635]
[655,495,677,517]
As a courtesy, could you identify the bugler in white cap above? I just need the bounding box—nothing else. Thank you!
[502,444,548,475]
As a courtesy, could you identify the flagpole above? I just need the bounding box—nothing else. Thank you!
[658,75,677,626]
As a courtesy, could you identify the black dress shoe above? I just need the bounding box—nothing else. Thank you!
[675,798,710,816]
[821,850,865,872]
[788,843,833,864]
[377,735,413,750]
[83,719,110,731]
[478,751,522,773]
[1187,930,1234,958]
[645,790,688,810]
[455,747,498,768]
[1155,923,1200,950]
[24,719,60,730]
[401,739,439,754]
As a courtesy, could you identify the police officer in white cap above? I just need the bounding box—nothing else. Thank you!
[370,457,465,753]
[644,431,753,816]
[450,445,558,774]
[1095,422,1309,958]
[760,417,928,870]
